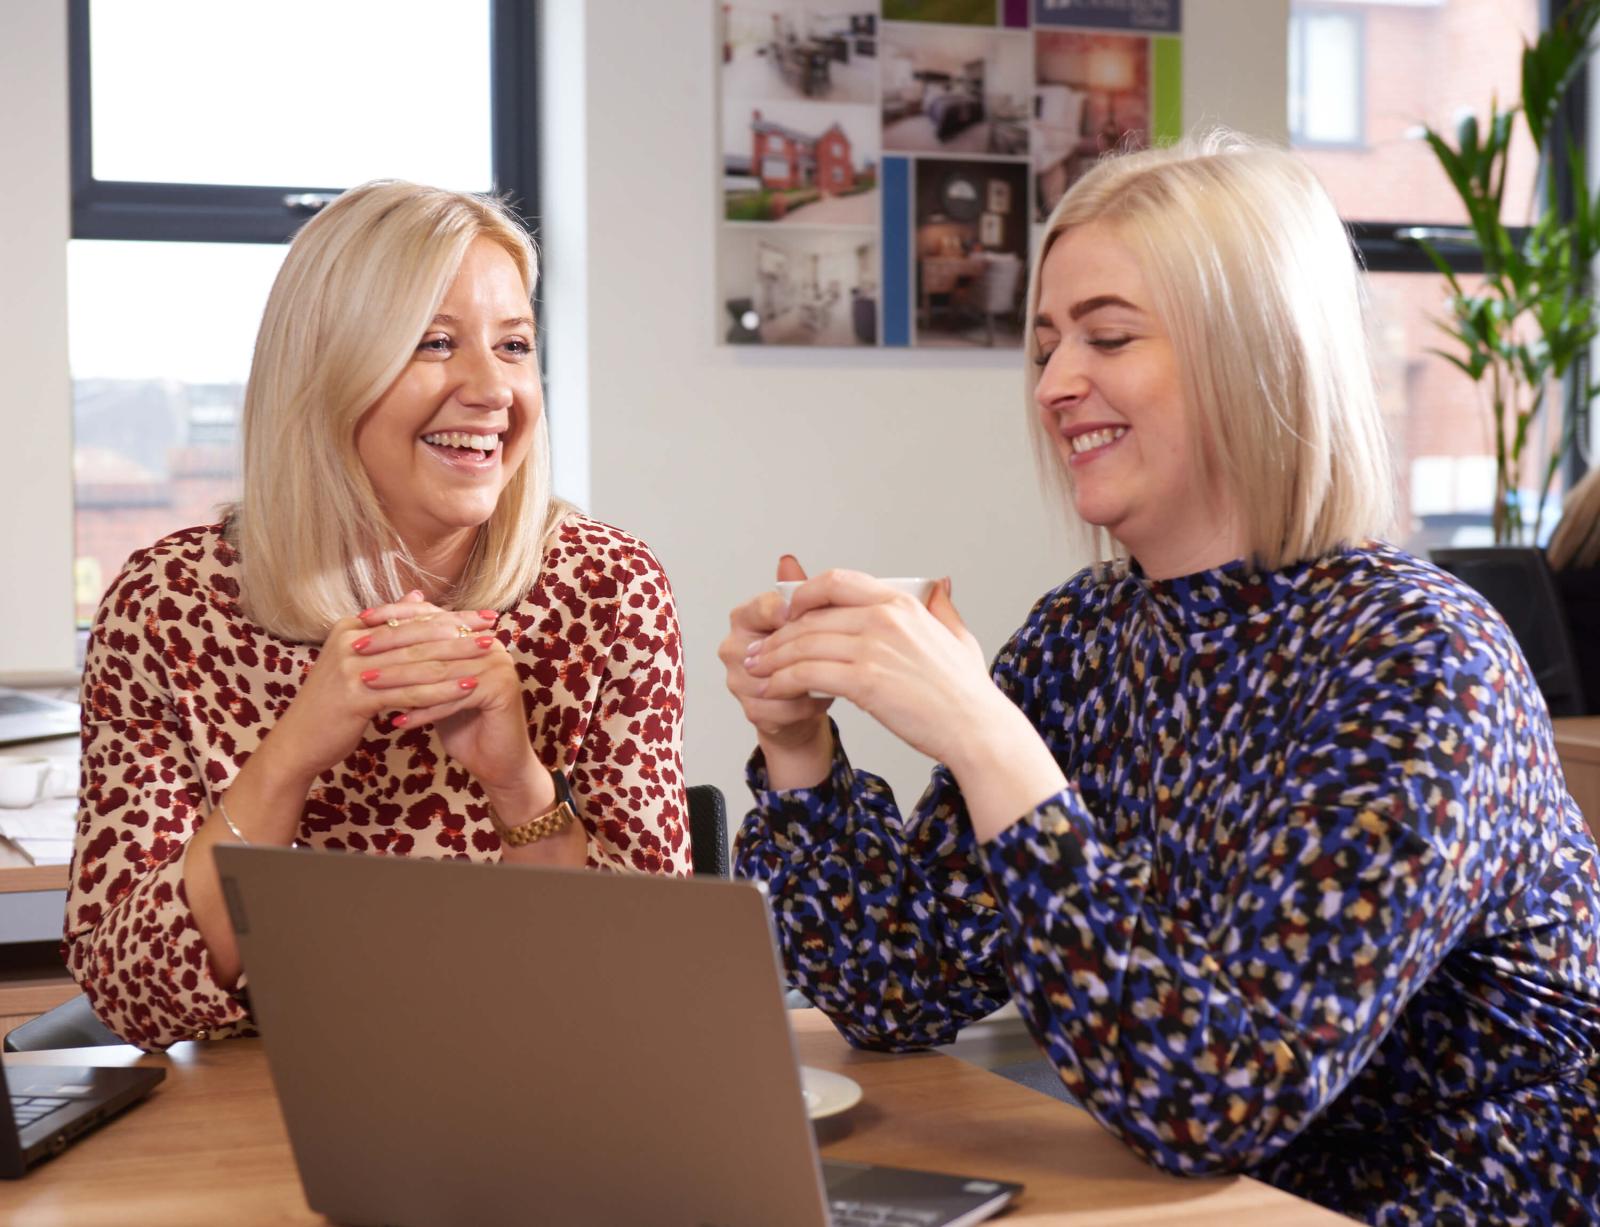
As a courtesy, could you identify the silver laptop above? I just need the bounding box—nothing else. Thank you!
[213,846,1021,1227]
[0,689,78,747]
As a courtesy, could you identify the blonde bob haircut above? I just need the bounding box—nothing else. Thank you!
[228,180,571,642]
[1024,130,1394,570]
[1548,463,1600,571]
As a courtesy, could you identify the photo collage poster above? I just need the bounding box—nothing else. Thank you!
[717,0,1183,349]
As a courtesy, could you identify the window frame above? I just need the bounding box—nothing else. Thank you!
[1321,0,1592,489]
[67,0,541,244]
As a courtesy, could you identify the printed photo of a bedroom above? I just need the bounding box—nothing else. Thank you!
[719,1,879,105]
[719,227,879,346]
[913,158,1028,348]
[880,23,1031,156]
[1033,29,1151,219]
[723,98,880,224]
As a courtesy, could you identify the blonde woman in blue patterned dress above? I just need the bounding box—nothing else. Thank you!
[720,132,1600,1225]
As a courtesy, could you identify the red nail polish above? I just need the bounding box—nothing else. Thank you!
[352,635,372,652]
[360,669,380,683]
[358,608,375,620]
[390,713,409,728]
[458,676,479,690]
[476,636,496,649]
[478,609,498,620]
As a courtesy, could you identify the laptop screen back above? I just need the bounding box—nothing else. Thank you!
[214,846,833,1227]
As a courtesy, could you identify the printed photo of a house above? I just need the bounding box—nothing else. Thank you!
[723,99,879,224]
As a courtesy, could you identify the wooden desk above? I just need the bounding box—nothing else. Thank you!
[1556,716,1600,839]
[0,1011,1343,1225]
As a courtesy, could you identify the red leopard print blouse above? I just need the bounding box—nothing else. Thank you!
[65,513,687,1048]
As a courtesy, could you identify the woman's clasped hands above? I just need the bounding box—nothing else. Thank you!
[270,591,543,801]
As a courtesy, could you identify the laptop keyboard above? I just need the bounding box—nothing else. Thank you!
[829,1200,941,1226]
[11,1094,70,1128]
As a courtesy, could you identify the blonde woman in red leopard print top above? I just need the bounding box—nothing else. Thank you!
[66,183,687,1049]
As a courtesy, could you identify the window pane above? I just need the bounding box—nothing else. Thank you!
[1370,270,1570,552]
[1290,0,1539,225]
[88,0,492,190]
[1295,12,1362,144]
[70,240,285,621]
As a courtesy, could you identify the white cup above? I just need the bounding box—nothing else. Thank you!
[44,753,80,800]
[0,757,51,809]
[772,576,937,697]
[774,576,936,610]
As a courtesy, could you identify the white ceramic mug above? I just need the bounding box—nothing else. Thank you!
[0,757,51,809]
[44,753,80,800]
[772,576,937,698]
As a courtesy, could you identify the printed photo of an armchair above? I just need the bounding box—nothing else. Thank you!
[970,252,1023,347]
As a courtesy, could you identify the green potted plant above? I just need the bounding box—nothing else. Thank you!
[1422,1,1600,545]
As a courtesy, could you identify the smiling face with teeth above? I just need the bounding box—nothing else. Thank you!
[355,237,538,579]
[1032,221,1244,578]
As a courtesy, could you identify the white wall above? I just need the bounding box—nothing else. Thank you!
[0,0,76,682]
[543,0,1289,818]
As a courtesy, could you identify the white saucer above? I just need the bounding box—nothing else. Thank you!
[799,1066,862,1120]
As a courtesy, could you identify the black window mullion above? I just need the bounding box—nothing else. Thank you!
[1349,222,1495,275]
[491,0,541,240]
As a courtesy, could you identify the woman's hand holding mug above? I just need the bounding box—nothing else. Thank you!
[720,556,836,789]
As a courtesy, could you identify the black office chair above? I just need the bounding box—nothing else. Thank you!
[1431,546,1590,717]
[687,784,728,878]
[5,992,120,1052]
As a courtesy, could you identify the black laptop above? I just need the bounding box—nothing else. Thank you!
[0,1053,164,1178]
[215,845,1023,1227]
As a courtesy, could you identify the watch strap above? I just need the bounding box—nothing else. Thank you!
[489,770,577,847]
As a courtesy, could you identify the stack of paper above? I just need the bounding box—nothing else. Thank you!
[0,796,76,865]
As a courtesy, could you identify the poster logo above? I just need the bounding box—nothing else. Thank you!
[1034,0,1182,33]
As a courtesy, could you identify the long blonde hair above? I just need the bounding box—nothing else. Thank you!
[230,180,571,642]
[1549,464,1600,570]
[1024,130,1394,570]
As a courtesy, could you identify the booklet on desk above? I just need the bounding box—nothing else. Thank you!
[0,798,76,864]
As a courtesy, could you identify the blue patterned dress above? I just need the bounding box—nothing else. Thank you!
[734,543,1600,1224]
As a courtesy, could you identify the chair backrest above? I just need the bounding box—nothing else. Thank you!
[979,255,1023,311]
[687,784,729,878]
[4,992,120,1053]
[1430,546,1589,717]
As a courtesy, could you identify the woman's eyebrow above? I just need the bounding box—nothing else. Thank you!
[1067,294,1141,321]
[429,313,535,328]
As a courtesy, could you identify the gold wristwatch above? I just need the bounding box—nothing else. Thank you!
[489,769,578,847]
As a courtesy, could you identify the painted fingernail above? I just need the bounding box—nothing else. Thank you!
[476,636,496,649]
[458,676,479,691]
[747,638,765,654]
[358,608,375,620]
[478,609,498,620]
[360,669,381,683]
[352,635,372,652]
[390,713,409,728]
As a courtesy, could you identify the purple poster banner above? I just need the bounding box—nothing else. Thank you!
[1032,0,1181,33]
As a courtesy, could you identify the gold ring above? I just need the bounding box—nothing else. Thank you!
[455,624,471,638]
[386,617,400,629]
